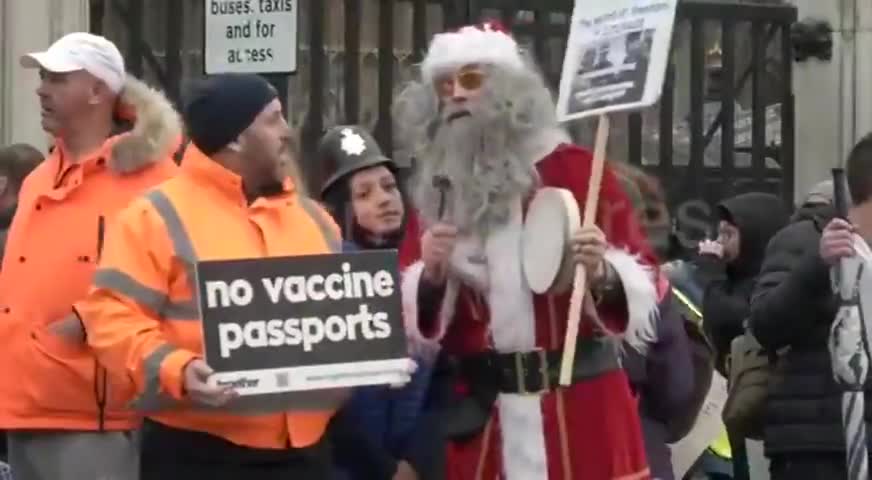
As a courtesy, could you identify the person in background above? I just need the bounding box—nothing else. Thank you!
[749,138,872,479]
[699,192,789,373]
[75,73,383,480]
[0,142,43,467]
[0,32,181,480]
[700,192,788,480]
[613,162,697,479]
[318,125,441,480]
[791,179,833,223]
[610,161,672,260]
[0,144,44,262]
[662,248,733,480]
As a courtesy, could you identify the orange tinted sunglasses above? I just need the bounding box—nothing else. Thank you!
[435,68,486,97]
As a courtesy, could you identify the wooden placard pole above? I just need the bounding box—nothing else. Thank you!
[559,114,610,386]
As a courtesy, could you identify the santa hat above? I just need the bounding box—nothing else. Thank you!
[420,20,524,82]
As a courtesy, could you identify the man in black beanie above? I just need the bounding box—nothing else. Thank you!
[182,73,293,201]
[73,73,381,480]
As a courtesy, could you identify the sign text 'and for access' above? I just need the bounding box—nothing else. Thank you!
[197,251,407,376]
[205,0,298,74]
[206,262,394,358]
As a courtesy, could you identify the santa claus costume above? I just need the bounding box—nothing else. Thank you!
[396,22,661,480]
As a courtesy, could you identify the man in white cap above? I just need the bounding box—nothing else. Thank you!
[0,32,181,479]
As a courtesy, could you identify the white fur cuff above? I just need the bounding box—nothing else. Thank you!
[604,248,659,356]
[400,261,459,361]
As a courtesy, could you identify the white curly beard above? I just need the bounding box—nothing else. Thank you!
[412,112,538,234]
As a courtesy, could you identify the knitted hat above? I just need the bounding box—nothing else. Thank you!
[420,20,524,83]
[802,180,834,206]
[182,74,277,155]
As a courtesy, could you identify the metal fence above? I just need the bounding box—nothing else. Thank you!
[91,0,797,240]
[655,2,797,232]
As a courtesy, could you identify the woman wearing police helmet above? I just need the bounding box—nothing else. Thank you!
[319,125,407,251]
[318,125,441,480]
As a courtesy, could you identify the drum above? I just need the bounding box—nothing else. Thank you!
[522,187,581,294]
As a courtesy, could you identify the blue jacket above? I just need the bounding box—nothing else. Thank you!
[331,241,440,479]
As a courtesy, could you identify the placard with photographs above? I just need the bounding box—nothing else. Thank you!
[556,0,678,121]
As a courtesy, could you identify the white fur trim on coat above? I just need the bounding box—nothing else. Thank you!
[604,248,659,357]
[400,261,459,361]
[484,200,548,480]
[499,394,549,479]
[526,127,571,165]
[421,25,524,82]
[486,200,536,352]
[110,77,182,174]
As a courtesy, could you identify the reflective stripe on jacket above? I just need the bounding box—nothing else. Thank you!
[0,77,181,431]
[670,284,732,460]
[76,145,342,449]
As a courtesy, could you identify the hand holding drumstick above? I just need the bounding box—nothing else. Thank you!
[421,175,456,285]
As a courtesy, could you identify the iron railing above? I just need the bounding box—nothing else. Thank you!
[92,0,797,219]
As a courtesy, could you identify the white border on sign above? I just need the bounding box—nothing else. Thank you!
[206,358,414,395]
[194,250,410,397]
[556,0,678,122]
[669,371,729,478]
[203,0,299,74]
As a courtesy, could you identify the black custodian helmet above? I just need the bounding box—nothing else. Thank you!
[318,125,396,198]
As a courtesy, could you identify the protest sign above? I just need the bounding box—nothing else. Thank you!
[553,3,678,364]
[196,250,410,396]
[670,372,729,478]
[556,0,678,121]
[204,0,298,74]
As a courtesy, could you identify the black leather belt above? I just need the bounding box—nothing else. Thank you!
[459,337,621,395]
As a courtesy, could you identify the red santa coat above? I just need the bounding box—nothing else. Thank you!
[399,130,660,480]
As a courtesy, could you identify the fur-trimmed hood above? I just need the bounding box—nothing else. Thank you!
[109,76,182,174]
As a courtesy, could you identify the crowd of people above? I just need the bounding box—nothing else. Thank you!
[0,18,870,480]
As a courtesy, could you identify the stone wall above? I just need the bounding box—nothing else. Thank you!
[0,0,89,150]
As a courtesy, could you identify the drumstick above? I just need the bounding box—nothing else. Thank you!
[434,175,452,220]
[559,114,610,386]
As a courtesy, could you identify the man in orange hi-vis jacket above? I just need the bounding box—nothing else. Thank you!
[0,32,180,480]
[74,74,381,480]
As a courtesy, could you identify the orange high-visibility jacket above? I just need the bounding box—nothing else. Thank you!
[75,145,343,449]
[0,77,180,431]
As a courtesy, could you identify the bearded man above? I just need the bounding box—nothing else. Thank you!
[393,22,661,480]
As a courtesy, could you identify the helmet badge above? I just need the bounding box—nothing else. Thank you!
[340,128,367,156]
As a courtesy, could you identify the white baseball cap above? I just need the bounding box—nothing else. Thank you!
[20,32,126,93]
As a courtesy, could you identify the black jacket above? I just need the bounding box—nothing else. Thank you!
[749,204,872,455]
[700,193,789,371]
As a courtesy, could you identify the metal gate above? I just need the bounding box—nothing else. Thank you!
[91,0,796,246]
